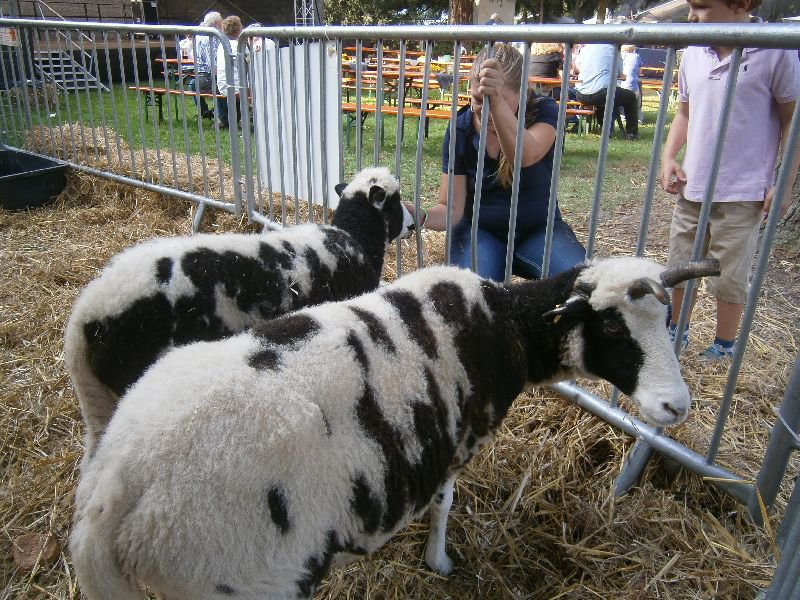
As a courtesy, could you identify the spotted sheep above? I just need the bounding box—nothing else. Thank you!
[64,166,413,460]
[69,256,719,600]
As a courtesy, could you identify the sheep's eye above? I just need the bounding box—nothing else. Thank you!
[603,320,624,336]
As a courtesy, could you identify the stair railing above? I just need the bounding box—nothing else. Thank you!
[32,0,96,78]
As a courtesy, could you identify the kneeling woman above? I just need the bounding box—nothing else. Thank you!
[414,44,585,281]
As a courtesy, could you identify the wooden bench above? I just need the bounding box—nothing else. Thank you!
[128,86,227,123]
[341,77,399,105]
[342,100,599,147]
[341,102,453,147]
[405,97,595,134]
[640,78,679,92]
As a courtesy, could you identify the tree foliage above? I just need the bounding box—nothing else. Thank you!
[323,0,642,25]
[757,0,800,21]
[324,0,448,24]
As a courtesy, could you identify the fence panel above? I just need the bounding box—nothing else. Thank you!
[2,18,799,596]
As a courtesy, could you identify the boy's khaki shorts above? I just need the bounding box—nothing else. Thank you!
[667,197,762,304]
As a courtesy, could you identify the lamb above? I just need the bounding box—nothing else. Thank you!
[64,166,413,458]
[70,256,719,600]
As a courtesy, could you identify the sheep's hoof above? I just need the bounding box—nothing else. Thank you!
[425,551,454,576]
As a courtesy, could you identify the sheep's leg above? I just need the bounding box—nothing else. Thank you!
[424,475,455,575]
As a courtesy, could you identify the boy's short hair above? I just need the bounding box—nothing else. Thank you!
[722,0,762,10]
[222,15,243,38]
[621,44,637,53]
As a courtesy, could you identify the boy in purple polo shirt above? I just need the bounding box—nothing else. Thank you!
[660,0,800,361]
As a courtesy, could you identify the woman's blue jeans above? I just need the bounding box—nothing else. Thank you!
[449,218,586,281]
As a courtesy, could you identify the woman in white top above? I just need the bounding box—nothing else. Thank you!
[215,15,242,128]
[620,44,643,123]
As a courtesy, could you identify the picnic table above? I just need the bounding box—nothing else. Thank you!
[343,46,425,58]
[155,57,195,84]
[128,85,226,123]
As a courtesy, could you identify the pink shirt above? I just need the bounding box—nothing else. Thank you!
[678,46,800,202]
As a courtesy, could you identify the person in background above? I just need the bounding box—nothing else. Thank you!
[178,34,194,61]
[528,42,579,129]
[529,42,563,79]
[660,0,800,362]
[620,44,643,124]
[215,15,243,129]
[485,12,503,25]
[574,43,639,140]
[407,44,586,282]
[189,11,223,119]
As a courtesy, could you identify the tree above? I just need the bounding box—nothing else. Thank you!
[757,0,800,21]
[778,175,800,254]
[325,0,447,24]
[448,0,473,24]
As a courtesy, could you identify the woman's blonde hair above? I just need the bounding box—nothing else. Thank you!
[621,44,637,53]
[531,42,563,56]
[469,44,545,189]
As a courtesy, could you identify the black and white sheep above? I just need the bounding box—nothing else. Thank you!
[70,256,719,600]
[64,166,413,457]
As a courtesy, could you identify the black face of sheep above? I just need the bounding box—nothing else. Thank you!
[540,257,719,427]
[65,166,414,463]
[334,167,414,250]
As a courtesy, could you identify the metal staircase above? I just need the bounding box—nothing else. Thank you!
[34,48,108,92]
[26,0,109,92]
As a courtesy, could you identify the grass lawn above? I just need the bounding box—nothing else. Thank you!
[340,92,672,220]
[2,82,673,225]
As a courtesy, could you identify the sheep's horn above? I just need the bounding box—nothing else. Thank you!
[660,258,721,288]
[628,278,671,305]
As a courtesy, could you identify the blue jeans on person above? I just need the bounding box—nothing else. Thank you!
[449,217,586,281]
[189,72,213,117]
[215,95,241,127]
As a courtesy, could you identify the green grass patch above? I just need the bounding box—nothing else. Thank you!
[3,84,673,218]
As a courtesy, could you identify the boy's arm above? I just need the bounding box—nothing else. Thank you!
[763,100,800,218]
[660,100,689,195]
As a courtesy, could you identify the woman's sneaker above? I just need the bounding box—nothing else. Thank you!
[699,341,735,362]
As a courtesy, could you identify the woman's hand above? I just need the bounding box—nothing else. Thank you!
[475,58,507,102]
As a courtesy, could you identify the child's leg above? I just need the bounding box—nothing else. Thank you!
[716,300,744,341]
[670,285,698,327]
[667,197,705,328]
[705,201,762,344]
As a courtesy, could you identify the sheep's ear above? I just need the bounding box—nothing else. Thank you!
[542,296,590,325]
[368,184,387,208]
[334,183,347,197]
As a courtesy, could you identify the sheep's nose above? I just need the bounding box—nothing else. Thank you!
[662,398,689,421]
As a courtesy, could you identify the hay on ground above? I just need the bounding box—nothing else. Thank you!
[1,171,798,599]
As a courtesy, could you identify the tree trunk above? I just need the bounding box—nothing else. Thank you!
[776,173,800,254]
[449,0,474,24]
[596,0,608,21]
[572,0,595,23]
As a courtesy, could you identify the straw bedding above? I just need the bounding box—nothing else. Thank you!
[2,160,798,599]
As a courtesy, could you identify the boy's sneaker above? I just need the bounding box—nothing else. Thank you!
[668,323,689,350]
[699,341,735,362]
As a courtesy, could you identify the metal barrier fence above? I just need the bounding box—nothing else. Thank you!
[1,18,799,596]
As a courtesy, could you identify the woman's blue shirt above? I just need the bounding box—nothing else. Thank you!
[441,95,560,239]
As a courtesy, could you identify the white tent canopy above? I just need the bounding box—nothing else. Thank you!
[633,0,689,22]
